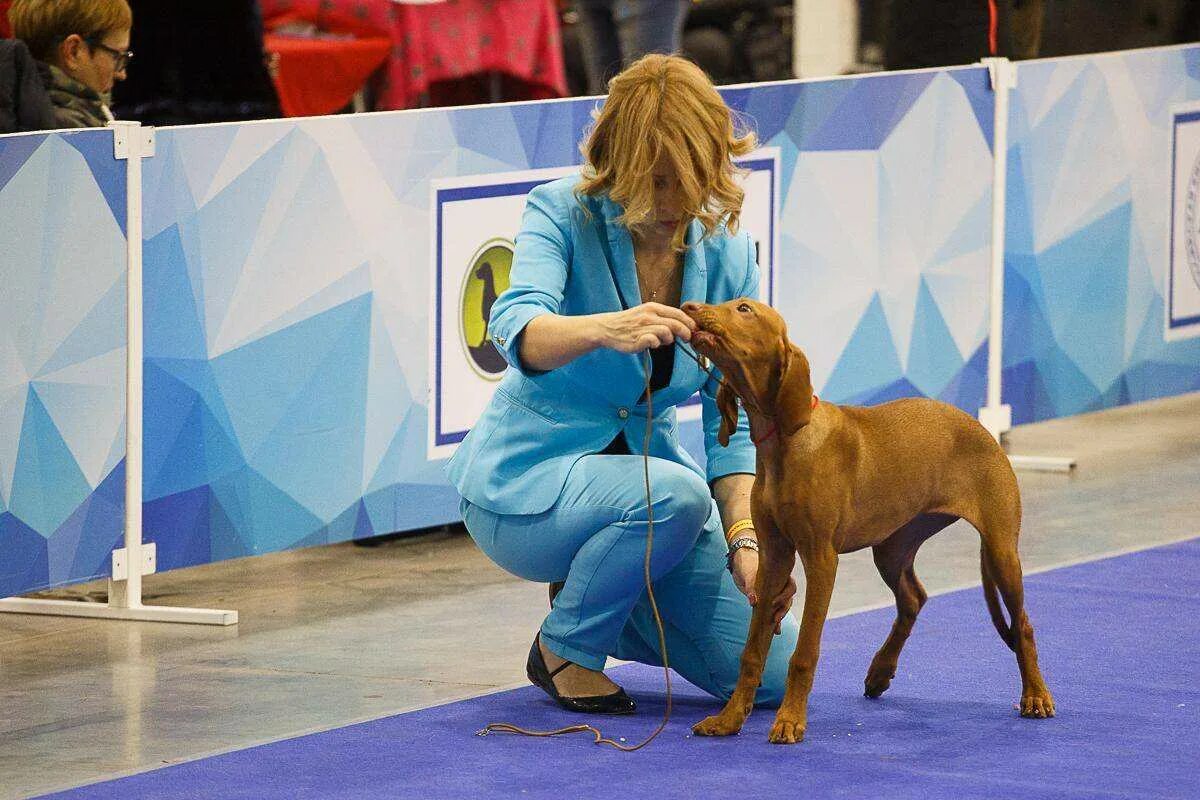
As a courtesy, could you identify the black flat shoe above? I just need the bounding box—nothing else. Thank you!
[526,635,636,715]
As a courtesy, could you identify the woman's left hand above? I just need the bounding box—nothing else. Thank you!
[730,547,797,634]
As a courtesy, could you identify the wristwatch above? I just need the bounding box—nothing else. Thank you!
[725,536,760,571]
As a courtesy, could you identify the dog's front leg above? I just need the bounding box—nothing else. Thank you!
[769,544,838,744]
[692,531,795,738]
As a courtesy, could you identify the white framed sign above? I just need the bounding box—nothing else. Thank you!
[1168,104,1200,341]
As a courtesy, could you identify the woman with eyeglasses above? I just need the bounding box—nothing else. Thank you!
[8,0,132,128]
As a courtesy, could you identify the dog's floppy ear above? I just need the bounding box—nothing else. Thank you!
[776,344,815,436]
[716,380,740,447]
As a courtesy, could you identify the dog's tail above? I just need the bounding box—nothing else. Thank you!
[980,548,1017,652]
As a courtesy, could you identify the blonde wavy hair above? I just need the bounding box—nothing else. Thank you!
[578,54,756,249]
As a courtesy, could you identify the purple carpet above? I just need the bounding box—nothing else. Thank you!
[39,539,1200,800]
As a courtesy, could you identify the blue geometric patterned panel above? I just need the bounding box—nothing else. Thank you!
[1004,46,1200,424]
[722,67,995,412]
[142,66,994,571]
[0,129,127,598]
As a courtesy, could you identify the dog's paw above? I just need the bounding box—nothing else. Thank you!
[863,662,895,698]
[767,716,806,745]
[692,713,743,737]
[1019,689,1056,719]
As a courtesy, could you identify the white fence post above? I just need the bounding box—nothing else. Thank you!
[978,57,1016,441]
[978,58,1075,474]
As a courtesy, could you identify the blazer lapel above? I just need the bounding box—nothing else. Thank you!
[601,197,644,311]
[680,218,708,306]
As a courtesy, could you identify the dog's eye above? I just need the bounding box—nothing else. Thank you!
[737,303,752,313]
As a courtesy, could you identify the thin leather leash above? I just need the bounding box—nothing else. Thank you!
[477,353,672,751]
[477,201,675,751]
[475,204,807,749]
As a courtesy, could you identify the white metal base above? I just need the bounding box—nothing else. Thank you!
[0,596,237,625]
[978,403,1013,441]
[1007,454,1077,473]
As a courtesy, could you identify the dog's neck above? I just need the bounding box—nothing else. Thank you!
[745,394,819,455]
[746,407,783,452]
[753,344,816,443]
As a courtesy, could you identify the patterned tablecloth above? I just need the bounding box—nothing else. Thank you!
[260,0,567,110]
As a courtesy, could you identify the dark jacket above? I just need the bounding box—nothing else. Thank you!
[0,38,57,134]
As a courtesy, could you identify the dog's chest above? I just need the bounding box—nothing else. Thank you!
[757,469,817,526]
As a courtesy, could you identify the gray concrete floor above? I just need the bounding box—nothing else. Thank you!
[2,393,1198,799]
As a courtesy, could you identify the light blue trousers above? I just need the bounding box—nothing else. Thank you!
[460,454,800,706]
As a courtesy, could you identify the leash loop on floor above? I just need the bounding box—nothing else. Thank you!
[478,352,672,752]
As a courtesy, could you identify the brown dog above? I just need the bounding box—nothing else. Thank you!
[681,298,1054,745]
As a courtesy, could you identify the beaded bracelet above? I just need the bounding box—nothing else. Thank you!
[724,517,755,544]
[725,536,760,571]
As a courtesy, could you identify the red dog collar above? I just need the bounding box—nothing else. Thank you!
[751,396,818,445]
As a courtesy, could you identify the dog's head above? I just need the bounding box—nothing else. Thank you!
[682,298,815,446]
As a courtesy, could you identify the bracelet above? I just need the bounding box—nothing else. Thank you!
[725,536,760,571]
[724,517,755,544]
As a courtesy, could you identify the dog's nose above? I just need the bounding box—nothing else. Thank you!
[681,301,702,315]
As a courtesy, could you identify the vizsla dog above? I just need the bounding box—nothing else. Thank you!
[681,298,1054,745]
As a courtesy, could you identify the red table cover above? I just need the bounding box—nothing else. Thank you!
[265,33,391,117]
[260,0,567,110]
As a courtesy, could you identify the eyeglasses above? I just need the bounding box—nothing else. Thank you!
[86,38,133,71]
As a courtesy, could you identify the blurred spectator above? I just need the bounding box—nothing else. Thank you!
[681,0,791,85]
[561,1,792,94]
[111,1,279,125]
[0,36,56,132]
[574,0,691,94]
[8,0,132,128]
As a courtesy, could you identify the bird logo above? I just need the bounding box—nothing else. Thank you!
[459,238,514,380]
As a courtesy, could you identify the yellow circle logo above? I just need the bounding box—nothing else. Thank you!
[460,238,514,380]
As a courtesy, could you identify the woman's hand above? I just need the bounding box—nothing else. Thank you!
[595,302,696,353]
[730,547,797,635]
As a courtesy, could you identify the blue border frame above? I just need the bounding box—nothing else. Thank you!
[434,179,550,446]
[738,156,777,307]
[433,158,778,447]
[1168,110,1200,331]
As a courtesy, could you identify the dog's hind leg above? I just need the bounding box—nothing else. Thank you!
[979,525,1055,718]
[863,513,956,698]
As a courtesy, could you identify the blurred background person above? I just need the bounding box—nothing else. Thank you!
[8,0,132,128]
[560,0,793,95]
[573,0,692,94]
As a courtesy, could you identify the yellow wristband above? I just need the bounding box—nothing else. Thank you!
[724,518,755,544]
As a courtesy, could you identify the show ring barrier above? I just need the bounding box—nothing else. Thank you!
[3,44,1199,616]
[0,121,234,624]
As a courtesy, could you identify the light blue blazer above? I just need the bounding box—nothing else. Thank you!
[445,175,757,516]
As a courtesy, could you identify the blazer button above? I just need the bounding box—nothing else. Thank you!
[617,407,629,419]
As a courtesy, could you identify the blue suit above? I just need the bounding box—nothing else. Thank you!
[447,176,798,704]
